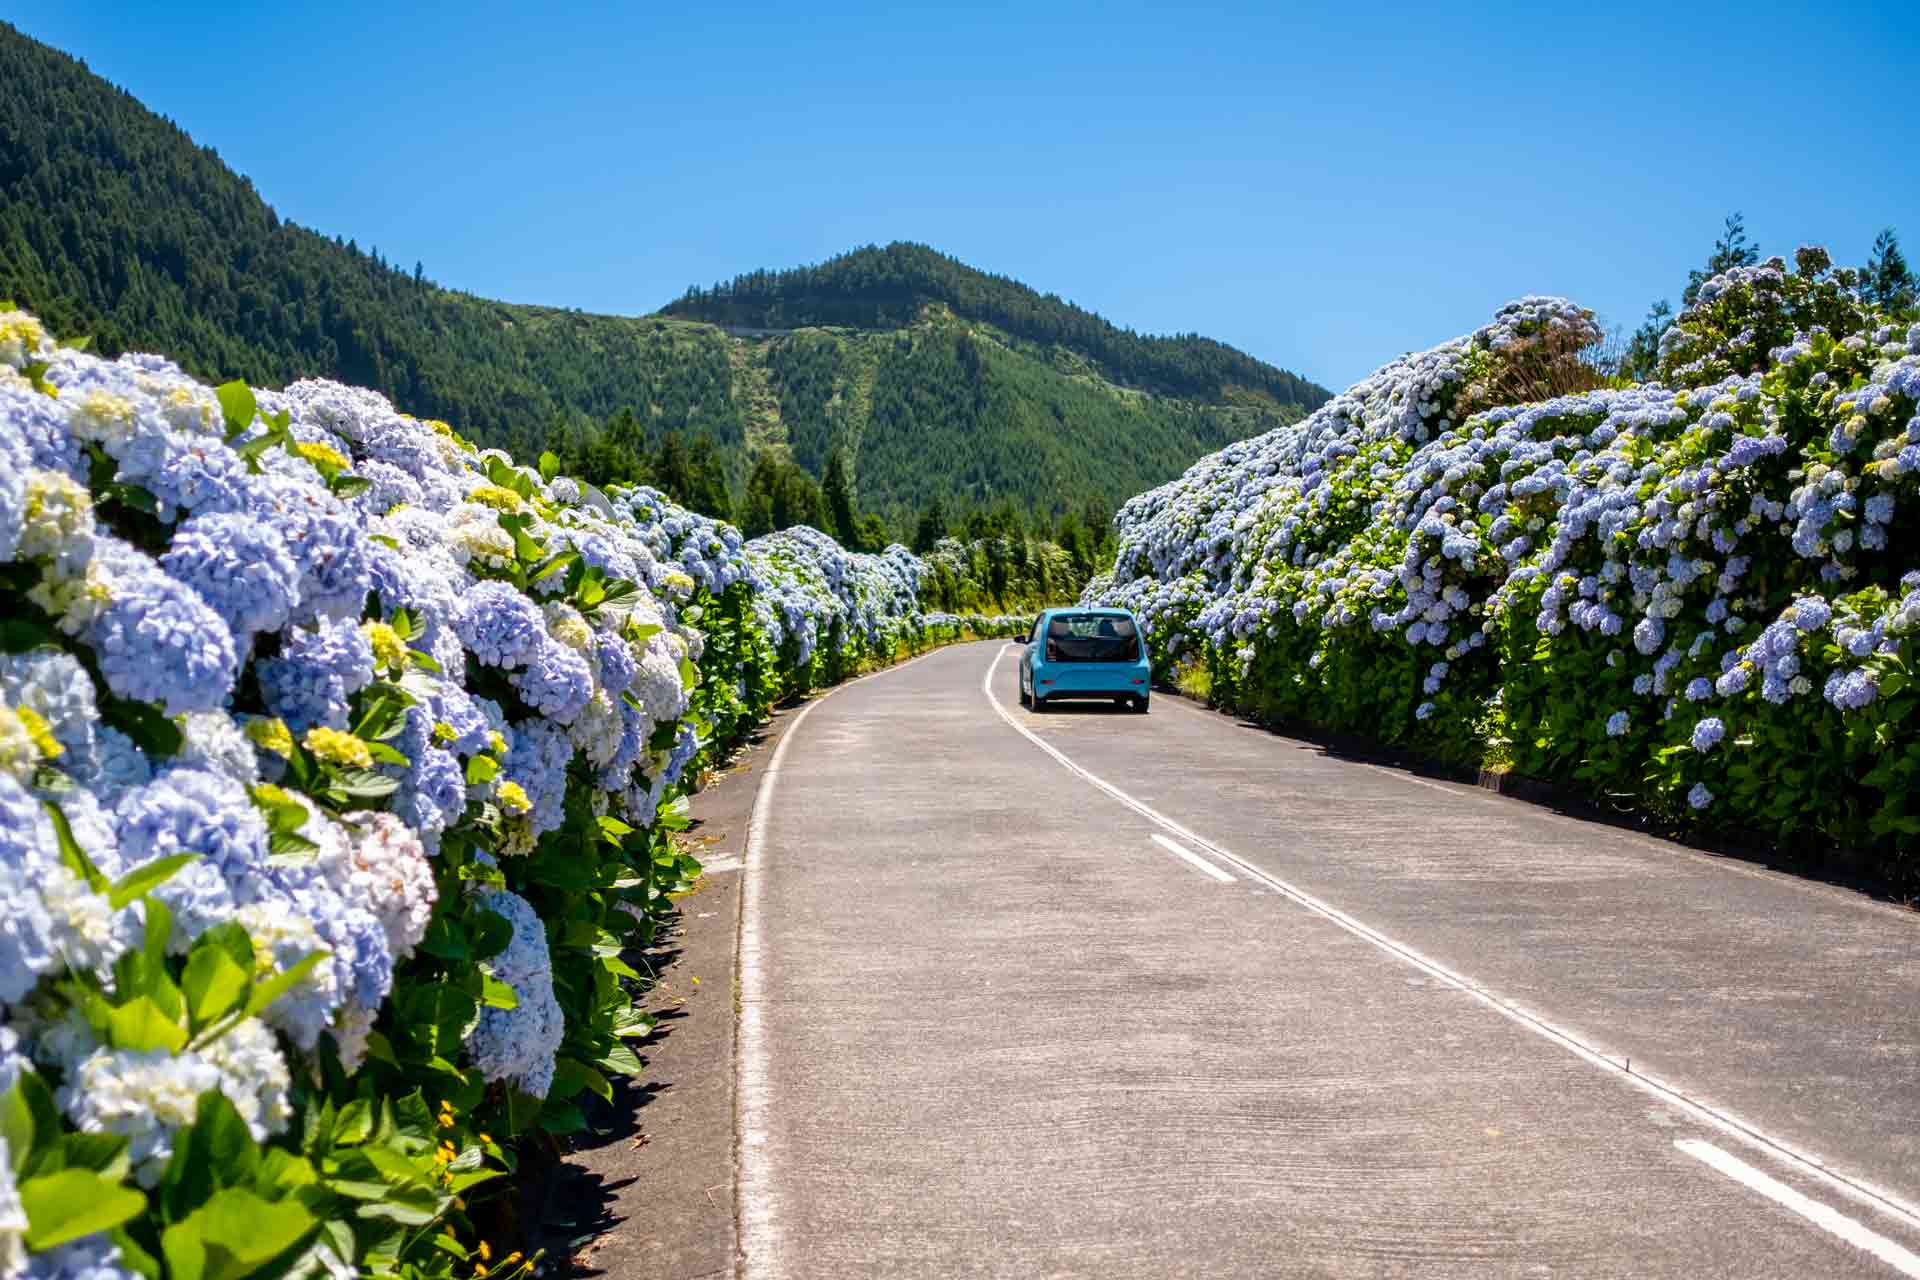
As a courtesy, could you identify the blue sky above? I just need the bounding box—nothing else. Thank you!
[18,1,1919,390]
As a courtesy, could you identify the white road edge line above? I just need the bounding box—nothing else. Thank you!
[1676,1140,1920,1278]
[737,645,947,1279]
[982,644,1920,1239]
[1150,832,1236,882]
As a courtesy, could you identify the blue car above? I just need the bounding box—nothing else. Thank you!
[1018,607,1151,713]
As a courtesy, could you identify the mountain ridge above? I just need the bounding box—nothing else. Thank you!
[0,21,1330,529]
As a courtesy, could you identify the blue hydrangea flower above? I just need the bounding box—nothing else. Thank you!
[463,889,562,1098]
[160,511,301,640]
[256,616,375,733]
[453,581,544,669]
[86,538,239,715]
[510,639,594,723]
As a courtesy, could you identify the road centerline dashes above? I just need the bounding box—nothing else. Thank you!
[1676,1140,1920,1278]
[1150,831,1236,882]
[980,643,1920,1248]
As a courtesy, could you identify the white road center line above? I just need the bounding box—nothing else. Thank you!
[982,644,1920,1240]
[1150,832,1236,882]
[1676,1140,1920,1278]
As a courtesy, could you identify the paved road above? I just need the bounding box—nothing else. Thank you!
[736,641,1920,1278]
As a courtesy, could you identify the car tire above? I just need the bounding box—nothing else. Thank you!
[1031,695,1045,713]
[1018,681,1030,708]
[1133,696,1150,714]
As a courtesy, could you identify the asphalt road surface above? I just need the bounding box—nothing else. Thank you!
[735,641,1920,1278]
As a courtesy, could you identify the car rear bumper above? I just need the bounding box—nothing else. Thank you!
[1032,663,1151,697]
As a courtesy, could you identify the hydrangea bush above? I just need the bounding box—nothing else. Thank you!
[1085,255,1920,875]
[0,306,1034,1280]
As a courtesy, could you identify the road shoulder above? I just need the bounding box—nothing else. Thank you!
[549,701,812,1280]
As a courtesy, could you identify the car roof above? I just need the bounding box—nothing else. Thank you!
[1042,607,1134,619]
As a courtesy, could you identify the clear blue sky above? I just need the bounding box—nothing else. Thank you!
[19,1,1920,390]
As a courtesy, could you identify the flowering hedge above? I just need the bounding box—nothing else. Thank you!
[1085,251,1920,877]
[0,306,1035,1280]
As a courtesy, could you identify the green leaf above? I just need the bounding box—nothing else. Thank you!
[527,550,578,585]
[214,381,257,435]
[267,829,321,860]
[332,1099,375,1146]
[327,473,372,499]
[162,1187,319,1280]
[112,1227,163,1280]
[182,947,249,1031]
[468,909,513,961]
[107,853,199,910]
[193,922,255,973]
[332,769,400,800]
[56,1131,130,1178]
[596,1043,643,1077]
[20,1169,148,1250]
[1,1082,36,1173]
[478,974,519,1010]
[143,897,173,971]
[538,451,561,482]
[101,697,183,758]
[42,799,105,891]
[241,951,331,1021]
[107,997,187,1054]
[0,617,60,653]
[464,755,498,784]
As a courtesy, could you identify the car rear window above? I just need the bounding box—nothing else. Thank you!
[1044,614,1140,662]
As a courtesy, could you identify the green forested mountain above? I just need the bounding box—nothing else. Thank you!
[0,21,1329,533]
[664,241,1326,410]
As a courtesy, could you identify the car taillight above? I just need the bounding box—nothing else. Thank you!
[1045,641,1058,662]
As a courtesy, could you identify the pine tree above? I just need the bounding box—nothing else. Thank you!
[653,431,693,504]
[912,498,948,554]
[1683,212,1761,307]
[1622,300,1672,382]
[822,449,858,546]
[1865,228,1916,314]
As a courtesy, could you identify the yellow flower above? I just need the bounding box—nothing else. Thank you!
[249,782,296,808]
[294,440,350,472]
[663,570,696,597]
[15,706,62,760]
[245,717,295,758]
[467,484,525,513]
[76,390,136,439]
[0,310,47,362]
[362,621,408,671]
[495,781,531,815]
[0,708,42,780]
[302,726,373,769]
[487,730,507,756]
[19,473,94,561]
[433,721,459,745]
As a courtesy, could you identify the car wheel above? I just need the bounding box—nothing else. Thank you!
[1031,695,1045,713]
[1134,696,1150,714]
[1018,683,1030,707]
